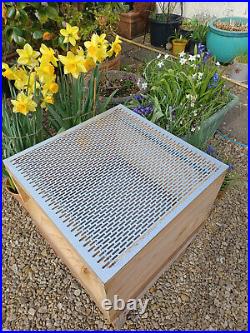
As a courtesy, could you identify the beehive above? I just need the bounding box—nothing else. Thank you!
[4,105,227,327]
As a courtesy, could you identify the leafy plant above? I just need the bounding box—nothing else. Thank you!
[142,51,231,143]
[2,2,62,58]
[181,18,199,31]
[191,22,209,44]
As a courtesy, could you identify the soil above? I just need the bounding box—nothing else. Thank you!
[214,21,248,32]
[100,77,139,98]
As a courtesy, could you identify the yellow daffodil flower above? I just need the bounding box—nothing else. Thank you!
[11,92,37,115]
[58,51,87,78]
[60,23,80,46]
[82,57,96,72]
[84,33,108,63]
[27,72,40,93]
[13,68,29,90]
[41,94,54,108]
[2,63,16,80]
[43,80,59,94]
[16,44,40,67]
[39,44,58,67]
[36,61,55,83]
[108,35,122,58]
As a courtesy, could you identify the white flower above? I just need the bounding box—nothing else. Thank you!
[215,61,220,66]
[164,54,170,60]
[186,94,191,99]
[179,51,186,57]
[157,54,162,59]
[191,127,196,132]
[141,82,148,90]
[193,110,197,116]
[180,120,183,125]
[191,102,195,107]
[157,61,164,68]
[198,72,203,80]
[180,58,187,65]
[192,73,197,79]
[197,126,200,131]
[189,55,196,62]
[190,63,197,68]
[196,54,201,59]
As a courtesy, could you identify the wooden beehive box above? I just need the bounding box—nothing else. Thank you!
[4,105,228,327]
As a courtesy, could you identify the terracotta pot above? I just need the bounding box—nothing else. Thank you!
[5,179,22,204]
[172,39,188,56]
[99,55,121,72]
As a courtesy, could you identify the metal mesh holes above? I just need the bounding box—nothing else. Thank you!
[8,106,222,276]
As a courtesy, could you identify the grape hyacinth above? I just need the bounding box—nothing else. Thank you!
[208,72,219,88]
[134,94,144,102]
[197,43,206,54]
[133,105,153,117]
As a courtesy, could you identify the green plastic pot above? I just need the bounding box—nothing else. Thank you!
[206,17,248,63]
[184,94,239,149]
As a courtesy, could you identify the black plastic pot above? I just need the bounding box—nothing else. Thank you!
[179,27,193,38]
[150,14,182,47]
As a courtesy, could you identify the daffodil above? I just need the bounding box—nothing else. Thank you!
[41,94,54,108]
[84,33,108,63]
[2,63,16,80]
[16,44,40,67]
[36,61,55,83]
[108,35,122,58]
[58,51,87,78]
[13,68,29,90]
[39,44,58,67]
[27,71,40,93]
[11,92,37,115]
[60,23,80,46]
[43,80,59,94]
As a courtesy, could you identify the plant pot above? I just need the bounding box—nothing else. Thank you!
[206,16,248,63]
[5,178,22,204]
[172,39,188,56]
[99,70,147,106]
[184,94,239,149]
[118,11,147,39]
[99,55,121,71]
[150,14,182,47]
[229,62,248,82]
[133,2,155,14]
[179,27,193,39]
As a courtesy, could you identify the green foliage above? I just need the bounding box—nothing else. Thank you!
[143,52,231,143]
[181,18,199,31]
[47,65,116,133]
[234,54,248,64]
[2,2,61,57]
[191,22,209,43]
[2,84,47,192]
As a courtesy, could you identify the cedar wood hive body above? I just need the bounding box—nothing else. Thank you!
[4,105,228,327]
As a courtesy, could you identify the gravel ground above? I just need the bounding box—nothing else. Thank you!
[2,136,247,330]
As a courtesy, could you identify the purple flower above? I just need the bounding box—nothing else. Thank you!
[198,43,205,54]
[206,145,216,156]
[208,72,219,89]
[133,105,153,117]
[134,94,144,102]
[227,163,234,172]
[203,51,212,63]
[213,72,219,82]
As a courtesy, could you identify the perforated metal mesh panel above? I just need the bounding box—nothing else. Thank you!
[4,105,227,282]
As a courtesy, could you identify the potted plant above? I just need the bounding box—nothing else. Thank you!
[229,53,248,82]
[179,18,199,38]
[99,70,147,106]
[136,52,238,149]
[186,21,208,54]
[171,31,188,56]
[149,2,183,47]
[206,17,248,63]
[118,2,155,40]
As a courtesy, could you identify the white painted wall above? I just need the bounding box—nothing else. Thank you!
[156,2,248,19]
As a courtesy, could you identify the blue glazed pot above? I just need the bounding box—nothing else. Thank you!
[206,17,248,63]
